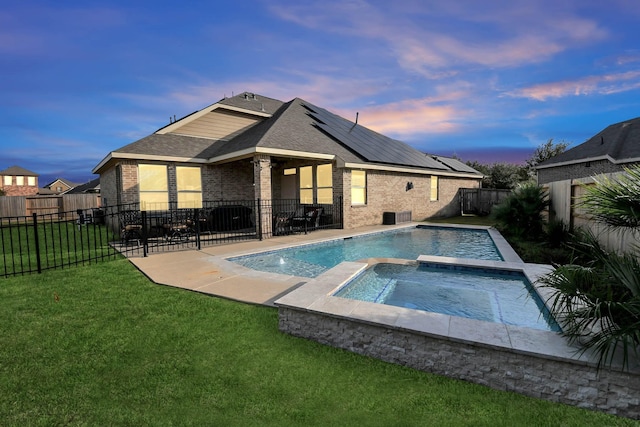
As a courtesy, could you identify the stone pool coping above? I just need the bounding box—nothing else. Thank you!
[275,256,594,363]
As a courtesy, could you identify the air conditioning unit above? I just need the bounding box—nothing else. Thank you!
[382,211,412,225]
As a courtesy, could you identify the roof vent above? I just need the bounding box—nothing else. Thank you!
[601,136,604,145]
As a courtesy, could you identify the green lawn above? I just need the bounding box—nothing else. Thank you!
[0,261,635,426]
[423,215,497,227]
[1,221,119,276]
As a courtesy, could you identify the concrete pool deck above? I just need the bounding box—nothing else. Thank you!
[129,222,520,306]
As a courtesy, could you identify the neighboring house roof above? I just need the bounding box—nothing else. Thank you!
[0,165,39,176]
[536,116,640,169]
[45,178,81,189]
[94,93,482,178]
[37,187,57,195]
[66,178,100,194]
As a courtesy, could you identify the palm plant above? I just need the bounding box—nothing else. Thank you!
[579,165,640,231]
[491,183,549,239]
[539,165,640,369]
[540,231,640,368]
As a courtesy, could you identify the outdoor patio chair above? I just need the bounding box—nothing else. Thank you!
[120,210,143,245]
[273,210,295,236]
[291,206,323,232]
[162,210,195,243]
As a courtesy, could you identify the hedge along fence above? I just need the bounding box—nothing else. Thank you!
[0,194,101,219]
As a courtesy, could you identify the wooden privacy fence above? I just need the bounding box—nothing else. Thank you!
[459,188,512,215]
[545,177,640,254]
[0,194,101,219]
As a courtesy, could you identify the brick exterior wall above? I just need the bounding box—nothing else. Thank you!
[99,166,118,207]
[98,158,480,231]
[202,162,255,201]
[537,159,636,184]
[343,169,480,229]
[279,307,640,419]
[119,160,139,204]
[1,176,39,196]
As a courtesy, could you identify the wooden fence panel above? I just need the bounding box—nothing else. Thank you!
[459,188,512,215]
[0,196,26,218]
[545,175,640,254]
[1,194,101,218]
[62,194,101,214]
[26,196,62,217]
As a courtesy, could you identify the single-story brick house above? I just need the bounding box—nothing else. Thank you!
[535,116,640,251]
[93,92,482,234]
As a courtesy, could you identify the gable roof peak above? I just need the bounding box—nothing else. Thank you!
[0,165,39,176]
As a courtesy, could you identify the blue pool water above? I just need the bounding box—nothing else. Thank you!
[334,262,560,331]
[230,226,502,278]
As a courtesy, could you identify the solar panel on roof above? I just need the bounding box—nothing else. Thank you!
[305,103,448,170]
[434,156,480,174]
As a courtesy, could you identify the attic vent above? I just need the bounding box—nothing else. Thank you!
[244,93,257,100]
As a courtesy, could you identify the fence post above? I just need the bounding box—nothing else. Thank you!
[141,210,148,257]
[32,213,42,274]
[257,199,262,240]
[195,208,201,250]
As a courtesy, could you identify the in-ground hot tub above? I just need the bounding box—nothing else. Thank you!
[333,261,560,332]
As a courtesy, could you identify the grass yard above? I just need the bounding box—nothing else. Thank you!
[424,215,497,227]
[1,221,119,276]
[0,260,636,426]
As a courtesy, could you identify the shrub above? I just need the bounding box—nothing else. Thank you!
[491,183,549,240]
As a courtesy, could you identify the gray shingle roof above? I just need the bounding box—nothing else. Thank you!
[66,178,100,194]
[537,116,640,168]
[115,133,217,159]
[0,165,38,176]
[218,92,284,115]
[107,93,482,176]
[209,98,367,163]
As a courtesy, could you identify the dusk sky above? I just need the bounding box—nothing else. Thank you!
[2,1,640,185]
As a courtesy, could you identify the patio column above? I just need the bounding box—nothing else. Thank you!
[253,154,272,236]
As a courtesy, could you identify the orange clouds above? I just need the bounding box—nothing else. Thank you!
[507,71,640,101]
[345,98,463,137]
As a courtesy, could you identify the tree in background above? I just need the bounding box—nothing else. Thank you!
[464,139,569,189]
[526,138,569,172]
[467,161,530,190]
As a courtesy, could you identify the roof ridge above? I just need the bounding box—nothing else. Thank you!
[253,99,296,147]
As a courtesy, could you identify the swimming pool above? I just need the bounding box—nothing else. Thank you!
[334,262,560,331]
[230,225,503,278]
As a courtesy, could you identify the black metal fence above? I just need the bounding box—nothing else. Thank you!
[1,197,343,277]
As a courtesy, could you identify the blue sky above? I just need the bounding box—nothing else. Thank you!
[2,0,640,185]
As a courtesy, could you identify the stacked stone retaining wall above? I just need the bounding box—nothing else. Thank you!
[279,307,640,419]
